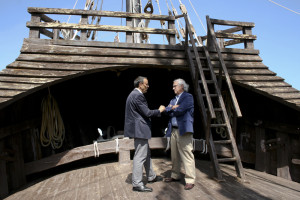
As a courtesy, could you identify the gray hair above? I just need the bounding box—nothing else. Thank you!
[174,78,189,92]
[134,76,147,88]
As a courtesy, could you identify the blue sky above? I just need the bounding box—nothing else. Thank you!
[0,0,299,90]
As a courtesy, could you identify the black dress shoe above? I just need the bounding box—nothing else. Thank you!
[148,176,163,184]
[132,185,153,192]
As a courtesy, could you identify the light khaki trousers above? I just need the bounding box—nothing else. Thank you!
[170,128,196,184]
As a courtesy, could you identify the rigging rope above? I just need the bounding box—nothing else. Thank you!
[187,0,206,33]
[40,89,65,149]
[268,0,300,15]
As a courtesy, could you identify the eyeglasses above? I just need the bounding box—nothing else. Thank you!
[173,84,178,88]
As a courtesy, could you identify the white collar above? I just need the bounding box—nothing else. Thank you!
[135,88,143,94]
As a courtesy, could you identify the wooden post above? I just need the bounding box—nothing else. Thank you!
[243,27,254,49]
[277,132,292,180]
[126,0,133,43]
[206,22,215,51]
[168,20,176,45]
[118,150,131,165]
[9,135,26,190]
[80,15,88,41]
[0,141,9,199]
[53,20,60,40]
[29,14,41,38]
[255,126,267,172]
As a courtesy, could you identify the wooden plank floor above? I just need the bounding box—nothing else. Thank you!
[4,158,300,200]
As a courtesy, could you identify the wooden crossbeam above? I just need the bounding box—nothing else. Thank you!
[26,22,176,35]
[28,7,175,21]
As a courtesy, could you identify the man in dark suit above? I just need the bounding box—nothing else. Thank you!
[124,76,165,192]
[164,78,196,190]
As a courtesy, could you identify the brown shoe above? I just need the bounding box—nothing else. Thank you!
[184,183,194,190]
[164,177,180,182]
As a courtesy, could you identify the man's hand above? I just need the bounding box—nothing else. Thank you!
[159,105,166,113]
[172,105,179,110]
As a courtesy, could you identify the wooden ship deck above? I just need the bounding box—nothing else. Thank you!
[1,3,300,199]
[4,158,300,200]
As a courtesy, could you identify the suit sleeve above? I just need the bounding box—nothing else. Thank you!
[172,94,194,117]
[135,94,161,118]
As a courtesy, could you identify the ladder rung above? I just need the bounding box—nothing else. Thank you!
[199,80,214,84]
[202,68,209,71]
[202,94,217,97]
[206,108,223,112]
[214,140,232,144]
[218,157,237,163]
[211,124,226,128]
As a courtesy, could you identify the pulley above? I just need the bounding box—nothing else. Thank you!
[144,0,154,14]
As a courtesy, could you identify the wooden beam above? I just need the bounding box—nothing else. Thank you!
[276,133,292,180]
[217,26,243,34]
[20,43,186,58]
[223,39,244,47]
[29,14,40,39]
[9,135,26,189]
[255,126,266,172]
[0,141,8,199]
[28,7,175,21]
[210,18,255,27]
[16,54,187,67]
[24,137,207,175]
[215,32,257,40]
[26,22,176,35]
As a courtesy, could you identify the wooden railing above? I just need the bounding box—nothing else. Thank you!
[27,7,176,45]
[202,16,256,49]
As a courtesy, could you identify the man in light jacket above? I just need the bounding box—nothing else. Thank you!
[164,78,196,190]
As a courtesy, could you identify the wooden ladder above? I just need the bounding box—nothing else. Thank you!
[183,14,246,182]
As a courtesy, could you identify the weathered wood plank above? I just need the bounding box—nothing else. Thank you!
[0,98,11,104]
[16,54,187,67]
[7,61,130,71]
[0,68,82,78]
[272,92,300,100]
[257,87,297,94]
[215,32,257,40]
[194,53,263,61]
[26,22,176,35]
[224,39,244,47]
[0,75,59,84]
[0,90,25,97]
[26,38,185,50]
[0,82,41,90]
[28,7,175,21]
[20,43,186,58]
[210,18,255,27]
[24,137,207,175]
[238,81,291,88]
[226,69,276,75]
[231,75,284,82]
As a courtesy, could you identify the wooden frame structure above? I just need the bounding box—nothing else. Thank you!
[0,7,300,198]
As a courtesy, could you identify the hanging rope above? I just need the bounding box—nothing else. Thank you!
[40,89,65,149]
[187,0,206,33]
[178,1,201,46]
[169,0,185,41]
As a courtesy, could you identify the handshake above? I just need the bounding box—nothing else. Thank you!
[158,105,166,113]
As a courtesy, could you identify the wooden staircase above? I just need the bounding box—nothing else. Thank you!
[183,14,246,182]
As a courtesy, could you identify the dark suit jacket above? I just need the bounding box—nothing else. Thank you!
[165,92,194,137]
[124,89,161,139]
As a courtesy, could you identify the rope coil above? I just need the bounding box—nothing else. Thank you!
[40,90,65,149]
